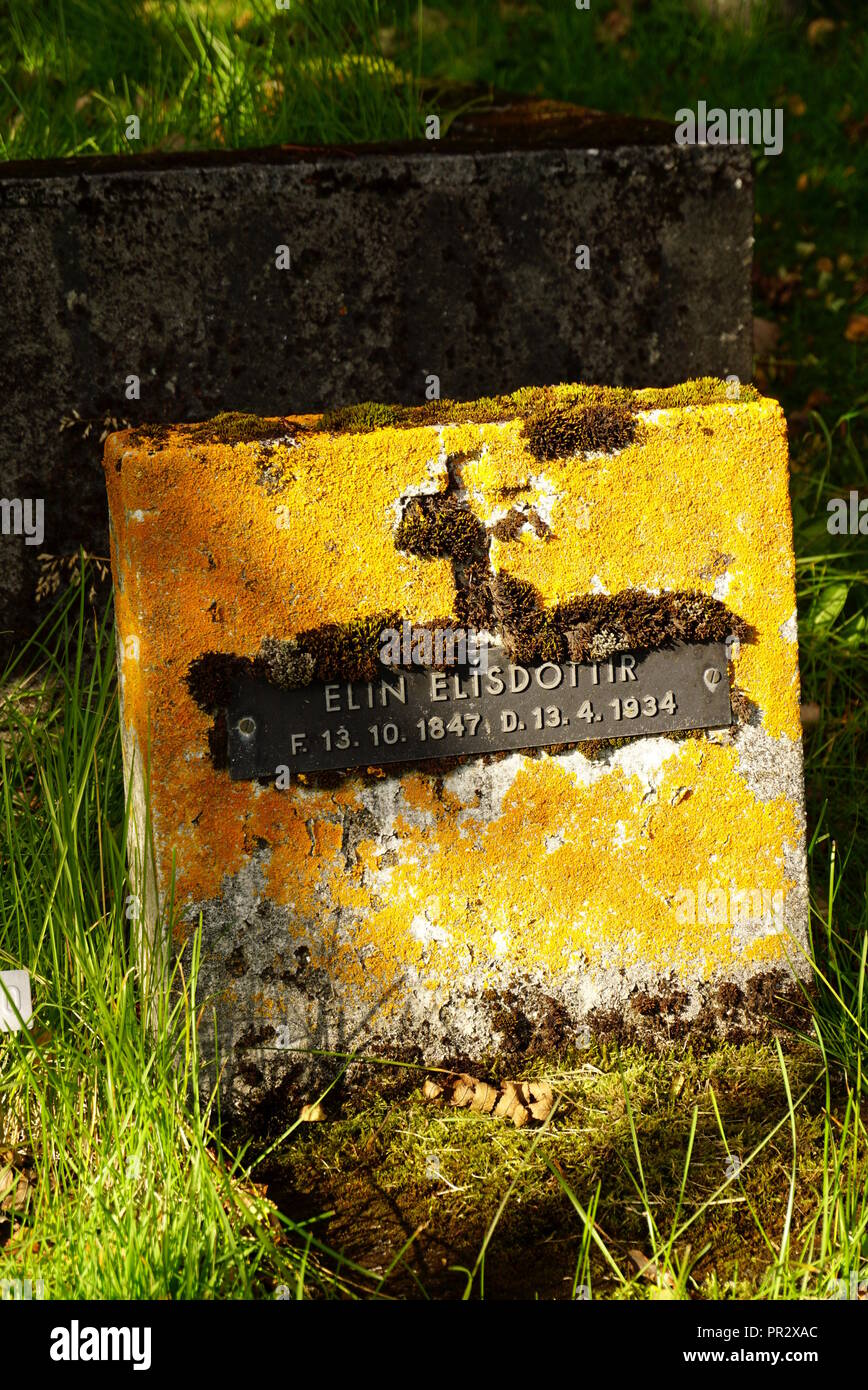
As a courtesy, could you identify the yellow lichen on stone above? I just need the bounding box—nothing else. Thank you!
[103,386,807,1052]
[307,741,800,1006]
[464,401,799,741]
[103,421,455,904]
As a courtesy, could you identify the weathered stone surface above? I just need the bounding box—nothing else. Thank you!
[105,383,808,1129]
[2,97,752,652]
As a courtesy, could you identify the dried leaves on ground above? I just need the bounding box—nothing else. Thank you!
[422,1072,555,1127]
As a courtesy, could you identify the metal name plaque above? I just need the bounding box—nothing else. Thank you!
[226,642,731,780]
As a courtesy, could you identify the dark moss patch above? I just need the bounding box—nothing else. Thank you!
[523,403,639,462]
[588,970,804,1050]
[489,573,562,663]
[482,986,573,1058]
[743,970,807,1027]
[123,422,171,454]
[632,987,690,1018]
[717,982,744,1016]
[185,651,255,712]
[185,585,750,774]
[489,505,542,536]
[482,988,534,1052]
[489,509,526,542]
[486,578,750,668]
[300,613,400,684]
[454,561,495,630]
[558,588,751,661]
[730,678,758,724]
[488,571,539,629]
[395,495,488,565]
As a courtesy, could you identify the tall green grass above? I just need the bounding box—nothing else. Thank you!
[792,409,868,1091]
[0,0,866,1298]
[539,1047,868,1300]
[0,577,372,1298]
[0,0,429,159]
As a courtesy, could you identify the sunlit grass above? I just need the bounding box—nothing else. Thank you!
[0,0,865,1299]
[0,579,374,1298]
[0,0,429,159]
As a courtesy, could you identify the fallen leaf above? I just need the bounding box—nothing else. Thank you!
[411,6,451,36]
[753,316,781,358]
[628,1248,675,1288]
[845,115,868,145]
[451,1073,498,1114]
[378,25,397,55]
[520,1079,555,1122]
[787,94,806,117]
[0,1167,34,1215]
[816,256,835,274]
[596,8,632,43]
[299,1102,326,1122]
[422,1071,554,1127]
[807,18,836,44]
[494,1081,530,1128]
[753,267,801,309]
[845,313,868,342]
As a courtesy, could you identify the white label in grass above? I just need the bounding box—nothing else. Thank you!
[0,970,32,1032]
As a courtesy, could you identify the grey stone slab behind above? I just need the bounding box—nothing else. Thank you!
[0,98,753,652]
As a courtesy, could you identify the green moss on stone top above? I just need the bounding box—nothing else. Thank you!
[186,412,295,445]
[318,401,400,433]
[311,378,759,442]
[123,379,758,454]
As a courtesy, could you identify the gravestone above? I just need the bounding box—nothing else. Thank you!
[104,381,809,1128]
[1,95,753,655]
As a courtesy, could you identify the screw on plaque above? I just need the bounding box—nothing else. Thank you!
[703,667,722,692]
[238,716,257,736]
